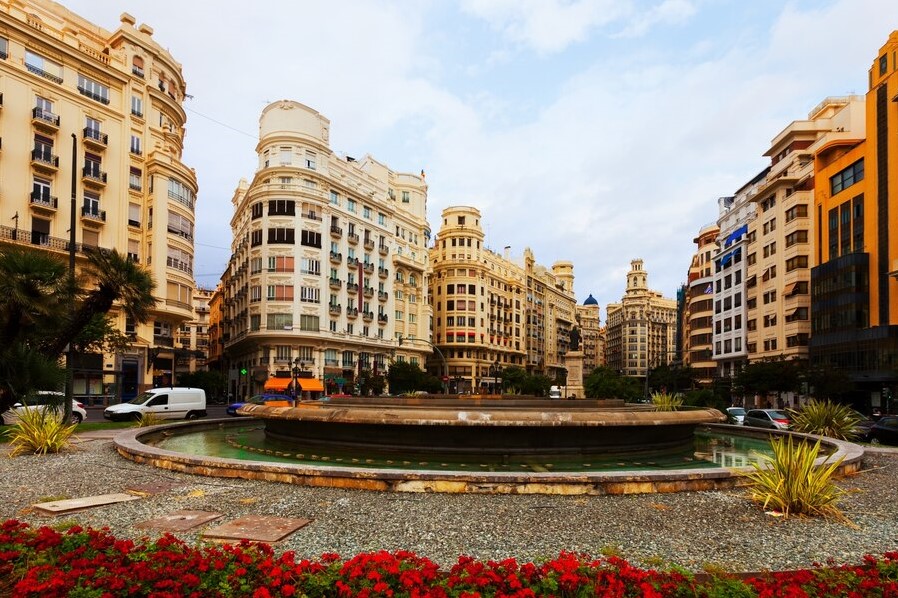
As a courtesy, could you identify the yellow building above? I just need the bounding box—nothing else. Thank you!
[221,100,431,399]
[810,32,898,410]
[605,259,677,385]
[0,2,197,401]
[576,295,603,373]
[428,207,577,393]
[745,96,864,375]
[174,286,212,374]
[683,223,719,385]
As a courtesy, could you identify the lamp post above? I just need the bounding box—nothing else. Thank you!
[489,359,500,395]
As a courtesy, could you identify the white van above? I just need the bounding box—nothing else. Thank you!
[104,387,206,422]
[548,386,562,399]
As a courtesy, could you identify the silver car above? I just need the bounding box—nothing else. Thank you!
[744,408,790,430]
[726,407,746,425]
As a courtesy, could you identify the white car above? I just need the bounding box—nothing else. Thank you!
[2,391,87,425]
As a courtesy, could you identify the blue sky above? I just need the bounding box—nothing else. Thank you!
[64,0,898,317]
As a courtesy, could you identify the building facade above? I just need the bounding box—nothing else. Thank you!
[428,207,577,393]
[221,100,431,399]
[0,2,197,401]
[576,295,603,373]
[810,33,898,411]
[682,223,719,385]
[605,259,678,385]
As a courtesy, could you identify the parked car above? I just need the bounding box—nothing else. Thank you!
[104,387,207,422]
[227,393,294,416]
[2,391,87,425]
[850,409,876,438]
[744,408,791,430]
[725,407,746,425]
[864,416,898,446]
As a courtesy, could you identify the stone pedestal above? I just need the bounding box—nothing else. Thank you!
[564,350,585,399]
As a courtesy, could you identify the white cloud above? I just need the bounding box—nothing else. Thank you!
[613,0,696,38]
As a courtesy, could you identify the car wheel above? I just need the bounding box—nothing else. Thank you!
[70,413,83,424]
[186,412,199,420]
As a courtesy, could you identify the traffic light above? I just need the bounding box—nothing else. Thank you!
[240,367,248,376]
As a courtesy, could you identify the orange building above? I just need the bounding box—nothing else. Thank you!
[810,32,898,411]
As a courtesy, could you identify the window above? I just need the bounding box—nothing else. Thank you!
[166,246,192,274]
[251,230,263,247]
[830,159,864,195]
[268,314,294,330]
[402,191,410,203]
[300,257,319,275]
[131,95,143,117]
[763,290,777,304]
[132,55,144,78]
[129,167,142,191]
[880,54,888,76]
[268,227,295,244]
[301,230,321,248]
[785,230,808,247]
[347,199,357,213]
[128,202,141,227]
[31,177,52,204]
[250,257,263,274]
[251,203,263,219]
[267,285,294,301]
[305,151,316,169]
[298,286,319,303]
[33,134,54,164]
[25,50,63,83]
[299,314,319,331]
[77,74,110,104]
[0,36,7,60]
[168,179,195,209]
[378,212,386,225]
[83,191,101,216]
[279,147,292,165]
[268,199,295,215]
[167,212,194,240]
[786,255,808,271]
[785,204,808,222]
[363,206,372,219]
[330,191,340,206]
[130,135,142,155]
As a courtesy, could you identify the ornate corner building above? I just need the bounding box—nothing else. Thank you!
[220,100,432,398]
[605,259,677,383]
[682,223,719,385]
[0,2,197,402]
[428,207,577,392]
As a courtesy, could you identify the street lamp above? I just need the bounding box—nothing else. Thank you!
[489,359,500,395]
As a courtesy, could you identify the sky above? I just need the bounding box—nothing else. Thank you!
[63,0,898,316]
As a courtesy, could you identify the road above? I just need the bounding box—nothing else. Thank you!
[83,403,230,423]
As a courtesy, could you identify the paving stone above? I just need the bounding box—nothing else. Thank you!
[125,481,181,496]
[202,515,312,543]
[136,510,223,532]
[32,493,141,516]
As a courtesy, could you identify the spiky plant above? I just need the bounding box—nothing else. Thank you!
[744,435,846,520]
[650,391,684,411]
[7,404,77,456]
[788,399,863,440]
[135,412,165,428]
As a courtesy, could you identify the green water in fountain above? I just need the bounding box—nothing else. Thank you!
[154,425,780,473]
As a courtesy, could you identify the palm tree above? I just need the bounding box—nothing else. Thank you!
[41,249,157,359]
[0,248,67,346]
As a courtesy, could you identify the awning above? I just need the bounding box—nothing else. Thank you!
[783,282,798,297]
[298,378,325,392]
[263,377,292,391]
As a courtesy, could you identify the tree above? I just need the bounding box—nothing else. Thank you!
[387,361,430,395]
[500,366,528,394]
[177,370,228,401]
[584,367,642,401]
[356,369,386,396]
[736,358,802,406]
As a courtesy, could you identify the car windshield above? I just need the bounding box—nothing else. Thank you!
[128,391,157,405]
[728,408,745,415]
[769,411,789,419]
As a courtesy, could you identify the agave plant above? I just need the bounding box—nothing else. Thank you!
[7,404,77,456]
[135,412,165,428]
[788,399,863,440]
[744,435,846,520]
[650,391,684,411]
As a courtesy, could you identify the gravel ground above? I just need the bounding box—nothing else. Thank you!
[2,437,898,573]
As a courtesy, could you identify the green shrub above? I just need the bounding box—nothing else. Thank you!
[650,391,684,411]
[7,405,77,456]
[744,435,845,519]
[788,399,863,440]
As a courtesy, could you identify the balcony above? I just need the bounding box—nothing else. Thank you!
[32,107,60,132]
[77,86,109,105]
[363,238,375,250]
[81,207,106,223]
[330,225,343,237]
[329,277,342,289]
[329,303,342,315]
[378,290,388,301]
[347,232,359,244]
[29,192,58,214]
[347,256,360,267]
[304,211,323,221]
[31,149,59,172]
[153,335,174,348]
[378,267,389,278]
[83,127,108,150]
[362,311,374,322]
[363,262,374,273]
[82,165,107,187]
[346,306,359,318]
[378,243,389,255]
[363,286,374,298]
[132,65,144,78]
[347,282,359,293]
[329,251,342,263]
[377,314,389,323]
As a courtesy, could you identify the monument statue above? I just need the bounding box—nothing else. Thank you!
[569,326,581,352]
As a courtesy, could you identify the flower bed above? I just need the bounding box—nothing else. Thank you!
[2,519,898,597]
